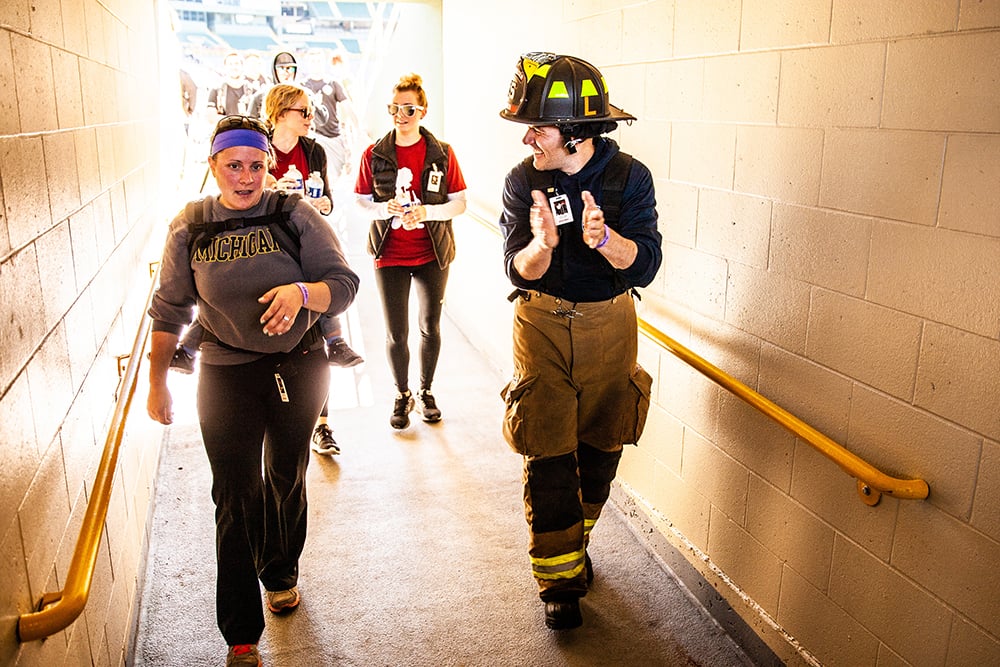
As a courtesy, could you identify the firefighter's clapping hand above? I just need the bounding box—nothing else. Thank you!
[529,190,560,250]
[580,190,606,249]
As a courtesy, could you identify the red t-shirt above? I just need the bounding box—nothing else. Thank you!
[355,136,466,268]
[272,141,309,188]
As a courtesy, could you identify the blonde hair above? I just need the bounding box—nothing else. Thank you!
[264,84,309,128]
[394,73,427,107]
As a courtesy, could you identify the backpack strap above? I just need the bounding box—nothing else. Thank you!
[187,192,301,264]
[267,192,301,265]
[600,151,633,227]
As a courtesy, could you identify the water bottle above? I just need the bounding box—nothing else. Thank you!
[404,194,424,229]
[306,171,323,199]
[284,164,304,195]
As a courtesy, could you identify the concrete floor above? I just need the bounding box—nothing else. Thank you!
[130,165,759,667]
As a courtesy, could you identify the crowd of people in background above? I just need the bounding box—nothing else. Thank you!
[179,47,364,180]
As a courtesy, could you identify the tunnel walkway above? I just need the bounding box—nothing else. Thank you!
[129,161,756,667]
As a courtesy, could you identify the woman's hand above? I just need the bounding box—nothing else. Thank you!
[147,330,179,425]
[400,203,426,230]
[147,384,174,425]
[386,198,406,217]
[258,283,305,336]
[273,175,301,192]
[306,195,333,215]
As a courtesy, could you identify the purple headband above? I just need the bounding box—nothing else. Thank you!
[211,128,269,155]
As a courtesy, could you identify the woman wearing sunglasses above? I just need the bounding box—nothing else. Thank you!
[265,84,333,214]
[147,115,359,666]
[266,84,365,455]
[355,72,468,429]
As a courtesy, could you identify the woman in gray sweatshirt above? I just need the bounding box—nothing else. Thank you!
[147,114,359,667]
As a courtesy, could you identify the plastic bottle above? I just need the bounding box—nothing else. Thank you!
[306,171,323,199]
[284,164,304,195]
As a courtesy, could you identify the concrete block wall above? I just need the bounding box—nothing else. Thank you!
[0,1,179,664]
[444,0,999,664]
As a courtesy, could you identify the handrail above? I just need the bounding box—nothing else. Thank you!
[17,262,159,642]
[637,319,929,506]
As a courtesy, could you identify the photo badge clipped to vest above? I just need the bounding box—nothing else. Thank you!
[427,163,443,193]
[549,193,573,226]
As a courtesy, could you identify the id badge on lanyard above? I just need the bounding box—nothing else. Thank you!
[548,192,573,226]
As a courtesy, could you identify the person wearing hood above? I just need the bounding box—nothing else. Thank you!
[247,51,299,119]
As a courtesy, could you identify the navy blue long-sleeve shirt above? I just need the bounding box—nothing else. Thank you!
[499,138,662,302]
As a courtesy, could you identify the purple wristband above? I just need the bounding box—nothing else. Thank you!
[295,281,309,306]
[595,225,610,249]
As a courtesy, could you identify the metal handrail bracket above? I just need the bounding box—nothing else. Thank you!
[17,264,159,642]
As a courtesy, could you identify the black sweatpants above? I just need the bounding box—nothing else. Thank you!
[197,347,329,645]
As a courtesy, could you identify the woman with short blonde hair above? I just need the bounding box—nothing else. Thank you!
[265,83,365,450]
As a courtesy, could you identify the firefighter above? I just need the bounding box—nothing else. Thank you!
[498,52,663,630]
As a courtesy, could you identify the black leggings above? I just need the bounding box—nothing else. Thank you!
[373,260,449,393]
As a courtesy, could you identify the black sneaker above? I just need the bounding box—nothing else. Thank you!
[327,339,363,367]
[169,346,196,374]
[311,423,340,455]
[416,389,442,422]
[390,391,414,430]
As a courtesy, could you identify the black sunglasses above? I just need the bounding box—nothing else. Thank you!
[286,107,314,119]
[212,115,270,142]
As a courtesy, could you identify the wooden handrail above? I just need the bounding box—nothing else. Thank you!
[17,263,159,642]
[637,319,929,505]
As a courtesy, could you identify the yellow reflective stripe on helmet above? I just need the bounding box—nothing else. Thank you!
[530,549,586,580]
[547,80,569,99]
[524,61,550,82]
[580,79,600,115]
